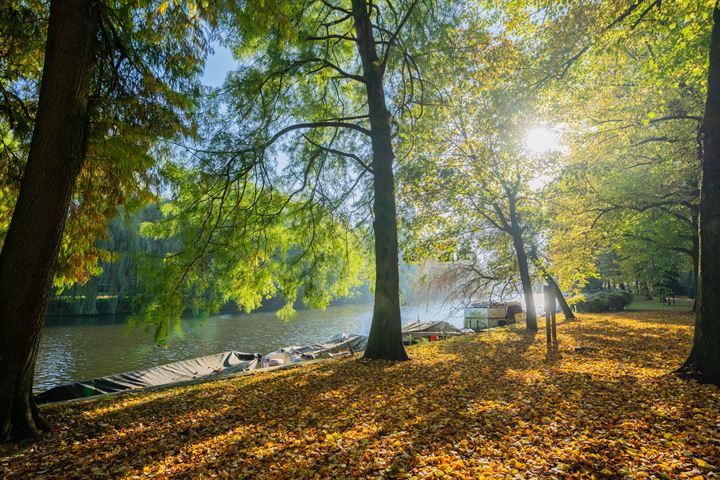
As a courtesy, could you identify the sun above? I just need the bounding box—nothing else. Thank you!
[526,127,560,154]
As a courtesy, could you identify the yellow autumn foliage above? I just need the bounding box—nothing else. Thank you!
[2,311,719,479]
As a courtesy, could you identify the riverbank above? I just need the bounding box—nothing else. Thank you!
[4,311,719,479]
[35,304,456,392]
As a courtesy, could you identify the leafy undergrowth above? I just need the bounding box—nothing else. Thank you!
[2,311,719,479]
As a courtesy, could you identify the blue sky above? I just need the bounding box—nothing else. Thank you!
[200,44,292,169]
[202,44,236,87]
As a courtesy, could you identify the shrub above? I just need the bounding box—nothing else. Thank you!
[607,292,627,311]
[575,290,632,313]
[575,293,609,313]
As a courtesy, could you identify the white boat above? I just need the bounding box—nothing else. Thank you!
[463,301,523,331]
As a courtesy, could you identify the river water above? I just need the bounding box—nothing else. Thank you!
[35,303,461,392]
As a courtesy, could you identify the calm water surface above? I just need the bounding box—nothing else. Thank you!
[35,303,460,391]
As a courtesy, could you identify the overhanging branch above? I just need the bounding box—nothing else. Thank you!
[266,121,371,147]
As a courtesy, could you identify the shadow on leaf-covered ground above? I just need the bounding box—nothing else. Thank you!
[2,310,718,479]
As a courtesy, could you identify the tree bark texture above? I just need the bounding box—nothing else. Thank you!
[352,0,408,360]
[685,2,720,385]
[0,0,98,441]
[511,229,538,330]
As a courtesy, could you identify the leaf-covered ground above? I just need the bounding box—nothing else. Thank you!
[2,311,719,479]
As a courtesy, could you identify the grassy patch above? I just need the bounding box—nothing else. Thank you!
[627,296,694,312]
[2,311,718,479]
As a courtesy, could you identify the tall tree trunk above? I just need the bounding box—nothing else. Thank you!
[0,0,98,441]
[504,191,537,331]
[498,196,537,330]
[691,206,699,313]
[352,0,407,360]
[511,230,538,330]
[546,275,575,320]
[684,3,720,385]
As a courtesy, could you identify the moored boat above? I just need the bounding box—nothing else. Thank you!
[463,301,524,331]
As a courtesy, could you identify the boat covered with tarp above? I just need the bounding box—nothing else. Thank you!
[35,351,261,404]
[401,320,465,342]
[262,333,367,367]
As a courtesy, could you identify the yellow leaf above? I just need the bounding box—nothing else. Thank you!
[693,457,713,469]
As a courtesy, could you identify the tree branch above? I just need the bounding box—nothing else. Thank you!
[266,121,371,147]
[304,135,374,174]
[379,0,419,71]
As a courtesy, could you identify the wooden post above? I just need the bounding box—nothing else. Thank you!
[549,283,558,346]
[544,285,552,346]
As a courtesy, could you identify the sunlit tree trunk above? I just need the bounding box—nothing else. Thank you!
[510,229,537,330]
[506,192,537,331]
[352,0,408,360]
[684,2,720,385]
[0,0,98,441]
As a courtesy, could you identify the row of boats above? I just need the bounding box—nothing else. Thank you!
[36,320,470,404]
[37,302,525,404]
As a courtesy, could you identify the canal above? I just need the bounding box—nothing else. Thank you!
[35,303,460,391]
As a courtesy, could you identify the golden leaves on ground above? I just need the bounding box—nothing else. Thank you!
[2,311,719,479]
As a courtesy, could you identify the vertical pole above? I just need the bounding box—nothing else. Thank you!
[544,285,552,346]
[549,282,558,346]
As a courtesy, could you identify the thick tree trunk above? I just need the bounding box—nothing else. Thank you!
[546,275,575,320]
[352,0,407,360]
[691,207,699,313]
[684,3,720,385]
[0,0,98,441]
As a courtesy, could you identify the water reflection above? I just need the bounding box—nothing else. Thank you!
[36,303,460,391]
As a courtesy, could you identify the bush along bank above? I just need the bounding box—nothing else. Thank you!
[573,289,634,313]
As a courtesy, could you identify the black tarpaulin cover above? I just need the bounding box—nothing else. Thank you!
[35,351,261,404]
